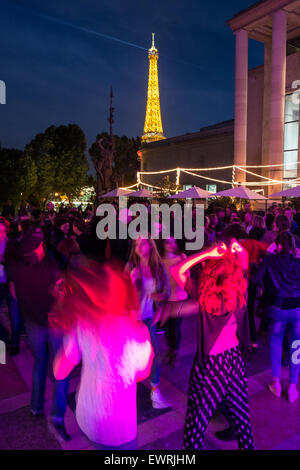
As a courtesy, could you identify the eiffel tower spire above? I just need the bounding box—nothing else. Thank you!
[141,33,166,144]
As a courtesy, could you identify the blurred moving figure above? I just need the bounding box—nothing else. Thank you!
[7,228,71,440]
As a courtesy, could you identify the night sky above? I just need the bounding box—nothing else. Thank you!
[0,0,264,163]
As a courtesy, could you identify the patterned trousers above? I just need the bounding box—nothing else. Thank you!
[184,346,254,450]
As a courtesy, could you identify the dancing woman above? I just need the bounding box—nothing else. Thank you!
[156,241,254,450]
[51,261,153,450]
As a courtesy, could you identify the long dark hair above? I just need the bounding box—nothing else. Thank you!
[128,235,162,279]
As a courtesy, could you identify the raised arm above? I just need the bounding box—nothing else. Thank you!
[170,242,227,289]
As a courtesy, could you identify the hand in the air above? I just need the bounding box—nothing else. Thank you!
[207,242,227,259]
[230,240,244,254]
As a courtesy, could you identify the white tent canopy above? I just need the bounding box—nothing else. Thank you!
[212,186,267,200]
[169,186,212,199]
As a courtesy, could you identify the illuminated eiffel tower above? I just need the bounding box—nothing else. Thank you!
[141,33,166,144]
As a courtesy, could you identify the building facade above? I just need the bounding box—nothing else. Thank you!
[140,121,234,193]
[141,0,300,196]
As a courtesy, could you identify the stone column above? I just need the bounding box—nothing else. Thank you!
[268,9,286,194]
[234,29,248,185]
[261,43,272,180]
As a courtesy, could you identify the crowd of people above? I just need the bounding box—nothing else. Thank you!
[1,196,300,450]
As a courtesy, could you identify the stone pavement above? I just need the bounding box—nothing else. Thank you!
[0,307,300,451]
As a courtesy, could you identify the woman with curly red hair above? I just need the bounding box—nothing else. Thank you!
[156,240,254,450]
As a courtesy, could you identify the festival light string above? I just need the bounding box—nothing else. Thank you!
[176,168,180,186]
[139,162,300,175]
[139,165,300,185]
[139,168,178,175]
[180,169,237,185]
[140,168,300,187]
[236,166,300,185]
[236,166,281,182]
[234,166,297,184]
[125,162,300,191]
[185,167,300,186]
[121,180,179,191]
[140,181,165,190]
[139,165,234,175]
[238,162,300,168]
[120,182,139,190]
[232,165,236,189]
[181,165,235,172]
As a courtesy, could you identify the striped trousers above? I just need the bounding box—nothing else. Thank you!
[184,346,254,450]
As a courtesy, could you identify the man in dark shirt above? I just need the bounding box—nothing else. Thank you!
[1,199,15,220]
[72,219,90,256]
[8,228,71,441]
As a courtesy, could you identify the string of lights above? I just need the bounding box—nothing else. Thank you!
[238,162,300,169]
[236,166,300,186]
[237,180,300,186]
[120,182,139,190]
[122,162,300,191]
[232,165,236,189]
[139,162,300,176]
[139,168,178,175]
[181,165,235,172]
[236,166,280,182]
[234,166,296,184]
[180,169,234,185]
[176,168,180,186]
[141,169,300,187]
[140,181,164,190]
[139,165,234,175]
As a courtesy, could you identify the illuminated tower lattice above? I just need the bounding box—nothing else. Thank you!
[141,33,166,144]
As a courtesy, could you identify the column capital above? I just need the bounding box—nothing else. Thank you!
[272,8,286,20]
[235,28,248,37]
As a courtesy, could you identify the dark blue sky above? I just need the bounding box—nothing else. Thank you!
[0,0,264,159]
